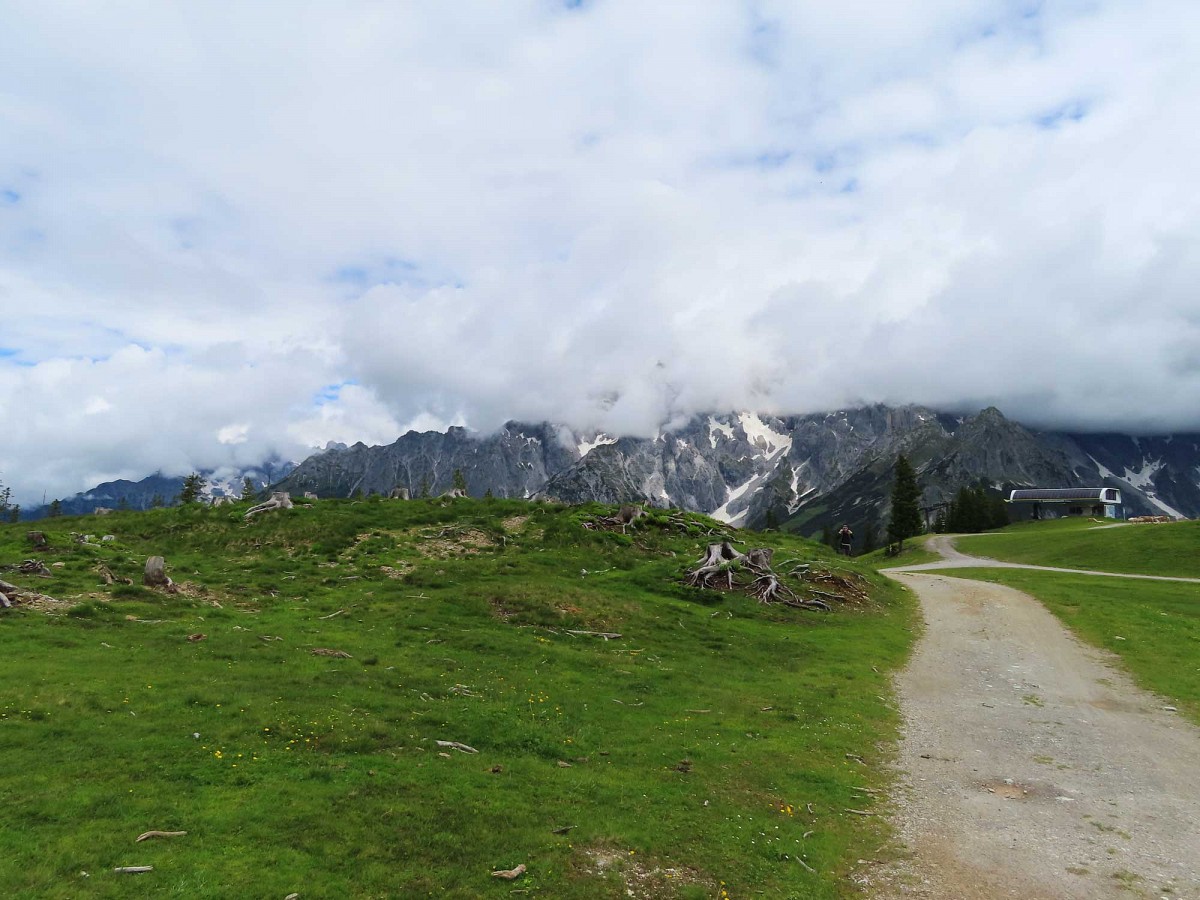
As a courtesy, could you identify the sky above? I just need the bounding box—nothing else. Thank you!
[2,0,1199,505]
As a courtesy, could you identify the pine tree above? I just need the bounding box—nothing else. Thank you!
[887,455,923,549]
[150,493,166,508]
[48,499,63,517]
[6,504,19,524]
[418,478,430,499]
[764,508,779,531]
[241,476,257,501]
[452,469,468,493]
[117,496,129,511]
[483,487,494,500]
[179,472,206,504]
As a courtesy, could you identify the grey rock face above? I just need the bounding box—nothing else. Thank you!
[278,422,578,499]
[278,406,1200,538]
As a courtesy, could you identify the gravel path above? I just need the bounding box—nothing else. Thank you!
[864,540,1200,899]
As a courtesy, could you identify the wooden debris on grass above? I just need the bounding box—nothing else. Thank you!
[435,740,478,754]
[0,577,60,611]
[94,563,131,585]
[8,559,51,576]
[310,648,352,658]
[135,830,186,842]
[565,629,622,640]
[491,863,526,880]
[186,633,206,642]
[113,866,153,874]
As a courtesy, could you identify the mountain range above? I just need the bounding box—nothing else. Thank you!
[22,458,295,520]
[28,406,1198,540]
[276,405,1199,538]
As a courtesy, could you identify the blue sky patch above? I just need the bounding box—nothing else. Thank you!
[1036,99,1088,129]
[313,380,358,407]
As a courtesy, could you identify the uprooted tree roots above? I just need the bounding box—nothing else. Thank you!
[684,541,863,611]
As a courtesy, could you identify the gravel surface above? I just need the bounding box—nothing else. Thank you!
[864,544,1200,899]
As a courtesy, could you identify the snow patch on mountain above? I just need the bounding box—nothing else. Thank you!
[1122,460,1160,490]
[710,474,757,525]
[737,412,791,458]
[707,416,735,449]
[577,433,616,457]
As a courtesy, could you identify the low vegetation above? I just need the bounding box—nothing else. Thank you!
[0,498,914,898]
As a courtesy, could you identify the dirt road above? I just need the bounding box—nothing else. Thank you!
[867,541,1200,899]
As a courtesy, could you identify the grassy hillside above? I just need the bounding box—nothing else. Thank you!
[943,568,1200,727]
[0,499,914,899]
[856,534,941,569]
[955,518,1200,578]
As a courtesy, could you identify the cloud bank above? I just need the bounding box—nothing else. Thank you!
[2,1,1198,504]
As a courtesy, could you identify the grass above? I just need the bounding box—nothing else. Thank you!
[0,499,915,898]
[954,518,1200,578]
[857,534,941,569]
[943,568,1200,727]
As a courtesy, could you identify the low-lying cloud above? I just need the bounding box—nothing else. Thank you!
[2,1,1198,504]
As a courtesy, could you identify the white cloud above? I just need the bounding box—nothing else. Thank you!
[1,0,1198,504]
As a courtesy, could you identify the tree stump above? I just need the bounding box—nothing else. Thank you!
[144,557,172,589]
[26,532,49,550]
[244,492,294,519]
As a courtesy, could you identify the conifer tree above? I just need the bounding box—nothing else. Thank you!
[452,469,468,493]
[150,493,166,508]
[48,499,63,517]
[887,455,922,549]
[241,476,257,501]
[117,496,129,511]
[179,472,206,504]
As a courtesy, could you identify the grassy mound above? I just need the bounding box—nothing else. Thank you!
[954,518,1200,578]
[0,499,914,898]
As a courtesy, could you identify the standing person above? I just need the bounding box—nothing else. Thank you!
[837,523,854,557]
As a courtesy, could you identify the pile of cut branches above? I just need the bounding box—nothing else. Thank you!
[583,505,648,534]
[684,542,869,611]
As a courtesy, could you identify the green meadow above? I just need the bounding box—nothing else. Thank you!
[955,518,1200,578]
[0,499,915,899]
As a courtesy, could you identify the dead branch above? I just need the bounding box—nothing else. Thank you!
[113,866,154,874]
[491,864,527,880]
[310,648,352,658]
[436,740,479,753]
[318,608,345,619]
[136,830,186,842]
[565,629,622,640]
